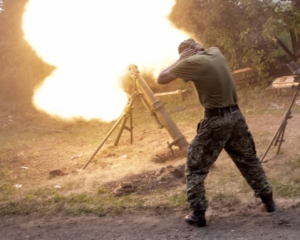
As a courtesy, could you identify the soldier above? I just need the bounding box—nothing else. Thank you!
[157,38,275,227]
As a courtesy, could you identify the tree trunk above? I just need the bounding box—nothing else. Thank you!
[291,0,300,56]
[290,29,299,57]
[274,36,297,61]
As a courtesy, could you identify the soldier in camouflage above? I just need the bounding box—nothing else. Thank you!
[157,38,275,227]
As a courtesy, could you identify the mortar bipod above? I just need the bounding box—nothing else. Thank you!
[167,134,186,157]
[82,89,164,170]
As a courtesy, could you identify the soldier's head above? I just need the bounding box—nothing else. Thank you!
[178,38,204,54]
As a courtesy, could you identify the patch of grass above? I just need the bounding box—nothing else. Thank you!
[33,187,57,199]
[0,167,17,201]
[0,143,17,154]
[0,184,17,201]
[265,150,300,199]
[269,176,300,198]
[292,176,300,184]
[237,178,253,194]
[97,188,110,194]
[167,192,187,207]
[0,167,13,179]
[274,184,300,198]
[0,187,149,216]
[112,194,145,208]
[209,192,241,207]
[286,153,300,169]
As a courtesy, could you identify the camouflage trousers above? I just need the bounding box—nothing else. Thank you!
[186,109,272,211]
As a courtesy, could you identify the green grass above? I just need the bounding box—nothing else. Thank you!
[285,153,300,169]
[210,192,241,206]
[167,192,187,207]
[0,187,187,216]
[269,177,300,198]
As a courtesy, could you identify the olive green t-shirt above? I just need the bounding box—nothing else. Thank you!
[170,47,237,109]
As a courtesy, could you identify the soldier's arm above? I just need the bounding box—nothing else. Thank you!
[157,48,196,85]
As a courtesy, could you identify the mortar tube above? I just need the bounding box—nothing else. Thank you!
[128,64,189,155]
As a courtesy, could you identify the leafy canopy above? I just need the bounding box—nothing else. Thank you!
[169,0,300,82]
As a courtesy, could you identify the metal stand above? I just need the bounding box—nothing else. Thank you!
[261,82,300,163]
[81,64,189,170]
[81,89,163,170]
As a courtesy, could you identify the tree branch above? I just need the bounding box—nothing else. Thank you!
[273,36,297,61]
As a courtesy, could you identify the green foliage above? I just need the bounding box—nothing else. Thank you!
[169,0,300,83]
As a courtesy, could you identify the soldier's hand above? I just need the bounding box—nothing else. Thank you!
[179,48,196,60]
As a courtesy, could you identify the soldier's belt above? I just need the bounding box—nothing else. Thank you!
[205,104,239,117]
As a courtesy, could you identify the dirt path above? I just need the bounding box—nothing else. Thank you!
[1,202,300,240]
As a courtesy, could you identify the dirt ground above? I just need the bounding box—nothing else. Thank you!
[1,204,300,240]
[1,96,300,240]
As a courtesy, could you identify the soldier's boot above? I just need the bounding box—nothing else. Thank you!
[184,210,206,227]
[260,192,275,213]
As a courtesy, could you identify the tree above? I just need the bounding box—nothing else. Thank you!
[260,0,300,65]
[169,0,300,82]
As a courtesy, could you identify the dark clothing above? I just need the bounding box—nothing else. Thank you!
[170,46,272,212]
[170,47,237,109]
[186,109,272,211]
